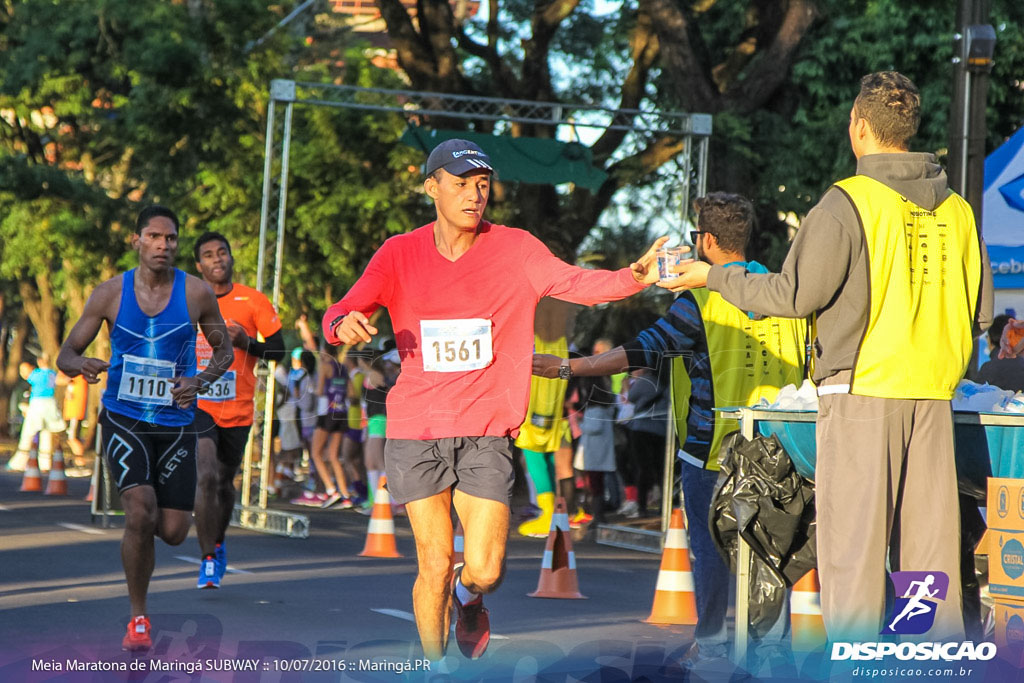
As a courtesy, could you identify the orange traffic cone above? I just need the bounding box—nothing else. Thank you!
[44,449,69,496]
[453,519,465,568]
[791,569,827,650]
[645,508,698,624]
[528,498,586,599]
[85,461,97,503]
[19,450,43,492]
[359,476,402,558]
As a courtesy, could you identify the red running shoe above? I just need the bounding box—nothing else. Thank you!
[122,615,152,651]
[569,510,593,529]
[451,568,490,659]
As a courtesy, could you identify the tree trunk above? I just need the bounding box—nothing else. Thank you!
[0,310,30,437]
[78,264,116,451]
[19,272,62,361]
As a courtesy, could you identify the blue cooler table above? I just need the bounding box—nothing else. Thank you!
[722,407,1024,660]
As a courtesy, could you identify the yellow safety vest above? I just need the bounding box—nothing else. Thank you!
[347,370,365,429]
[515,335,570,453]
[671,288,807,470]
[835,175,981,400]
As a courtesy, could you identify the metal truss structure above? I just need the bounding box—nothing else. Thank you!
[247,79,712,542]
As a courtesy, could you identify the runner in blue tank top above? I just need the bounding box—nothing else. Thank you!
[57,205,234,652]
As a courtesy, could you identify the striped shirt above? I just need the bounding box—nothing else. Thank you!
[622,261,767,469]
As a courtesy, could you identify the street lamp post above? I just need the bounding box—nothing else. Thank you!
[948,0,996,227]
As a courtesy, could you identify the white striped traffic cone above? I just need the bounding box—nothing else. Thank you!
[527,497,586,599]
[645,508,698,624]
[358,476,402,558]
[85,458,99,502]
[44,449,69,496]
[19,450,43,492]
[791,569,827,650]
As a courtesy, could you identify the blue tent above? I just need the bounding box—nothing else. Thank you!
[984,125,1024,289]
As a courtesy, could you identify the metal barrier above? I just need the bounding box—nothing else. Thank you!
[232,504,309,539]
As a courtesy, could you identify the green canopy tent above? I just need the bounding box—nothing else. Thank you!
[401,126,608,192]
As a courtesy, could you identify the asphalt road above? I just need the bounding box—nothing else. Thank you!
[0,469,702,682]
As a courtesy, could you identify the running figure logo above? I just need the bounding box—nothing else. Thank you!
[882,571,949,635]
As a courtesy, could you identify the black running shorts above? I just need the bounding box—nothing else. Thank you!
[194,408,251,470]
[315,412,348,434]
[100,410,198,510]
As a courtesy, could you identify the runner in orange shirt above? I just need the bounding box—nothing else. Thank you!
[58,371,88,461]
[192,231,286,588]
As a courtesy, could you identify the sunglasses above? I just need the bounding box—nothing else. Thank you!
[689,230,709,243]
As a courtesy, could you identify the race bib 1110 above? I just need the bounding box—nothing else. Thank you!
[117,355,176,406]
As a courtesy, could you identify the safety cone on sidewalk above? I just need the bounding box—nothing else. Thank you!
[453,519,465,568]
[645,508,698,625]
[527,497,586,599]
[19,450,43,492]
[791,569,827,650]
[358,476,402,558]
[85,460,98,503]
[44,449,69,496]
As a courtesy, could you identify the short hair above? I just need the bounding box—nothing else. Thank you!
[194,231,232,263]
[136,205,179,234]
[695,192,754,254]
[300,350,317,375]
[989,314,1011,348]
[853,71,920,149]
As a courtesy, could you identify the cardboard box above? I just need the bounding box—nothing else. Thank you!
[977,528,1024,601]
[989,477,1024,533]
[993,600,1024,668]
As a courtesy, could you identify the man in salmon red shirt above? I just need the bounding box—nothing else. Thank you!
[192,231,286,588]
[322,139,666,662]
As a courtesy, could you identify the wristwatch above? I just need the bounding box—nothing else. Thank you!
[329,315,346,338]
[557,358,573,380]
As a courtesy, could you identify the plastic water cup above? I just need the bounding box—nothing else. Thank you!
[657,247,692,281]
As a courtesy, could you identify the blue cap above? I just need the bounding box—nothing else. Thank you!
[424,139,494,177]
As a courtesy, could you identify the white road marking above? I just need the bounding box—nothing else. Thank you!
[173,555,252,574]
[57,522,105,535]
[371,608,508,639]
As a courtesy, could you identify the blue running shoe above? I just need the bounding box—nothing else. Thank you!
[197,556,220,589]
[214,543,227,580]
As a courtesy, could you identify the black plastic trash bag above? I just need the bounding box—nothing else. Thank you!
[709,431,817,639]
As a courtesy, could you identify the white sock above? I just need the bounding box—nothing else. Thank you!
[455,577,479,604]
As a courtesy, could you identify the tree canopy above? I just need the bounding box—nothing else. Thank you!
[0,0,1022,427]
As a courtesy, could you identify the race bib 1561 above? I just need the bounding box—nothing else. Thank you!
[420,319,493,373]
